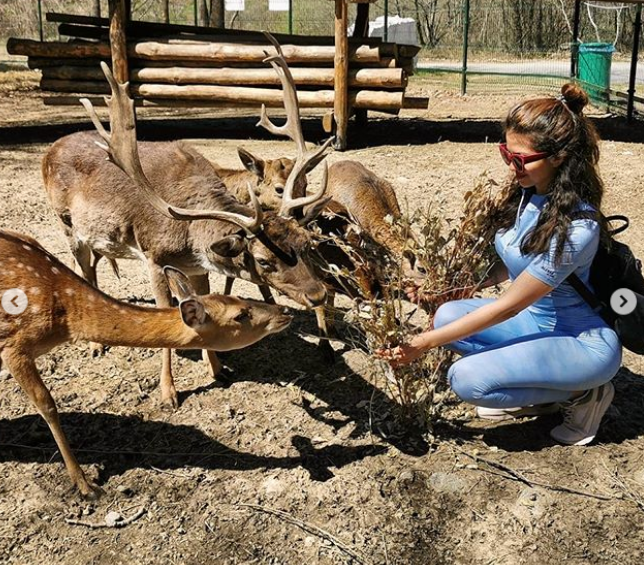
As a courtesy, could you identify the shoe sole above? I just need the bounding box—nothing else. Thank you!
[550,383,615,446]
[477,405,560,422]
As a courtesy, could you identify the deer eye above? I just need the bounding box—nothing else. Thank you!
[234,308,251,323]
[256,258,272,269]
[274,185,284,195]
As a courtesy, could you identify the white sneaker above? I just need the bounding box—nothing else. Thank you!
[550,381,615,446]
[476,403,560,422]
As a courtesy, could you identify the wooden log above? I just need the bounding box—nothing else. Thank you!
[8,38,110,59]
[8,38,382,64]
[41,65,407,89]
[48,12,386,47]
[402,96,430,109]
[29,57,103,69]
[42,91,405,112]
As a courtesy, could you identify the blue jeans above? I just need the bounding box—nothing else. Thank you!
[433,298,622,408]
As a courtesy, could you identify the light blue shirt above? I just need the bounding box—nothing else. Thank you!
[495,189,604,332]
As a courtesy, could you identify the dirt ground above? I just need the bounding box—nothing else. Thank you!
[2,72,644,565]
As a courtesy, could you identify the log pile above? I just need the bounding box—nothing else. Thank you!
[7,12,428,114]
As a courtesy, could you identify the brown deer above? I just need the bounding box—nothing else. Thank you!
[0,229,292,498]
[42,58,332,409]
[214,147,304,212]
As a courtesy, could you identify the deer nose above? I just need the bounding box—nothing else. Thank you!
[281,306,291,316]
[306,287,327,307]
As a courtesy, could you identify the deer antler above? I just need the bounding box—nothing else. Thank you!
[81,62,263,235]
[258,32,334,219]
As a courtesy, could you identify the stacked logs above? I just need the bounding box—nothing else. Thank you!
[7,12,428,113]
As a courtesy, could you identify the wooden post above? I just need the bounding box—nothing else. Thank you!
[333,0,349,151]
[109,0,129,85]
[353,2,371,128]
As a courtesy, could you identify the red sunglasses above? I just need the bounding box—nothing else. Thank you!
[498,143,550,173]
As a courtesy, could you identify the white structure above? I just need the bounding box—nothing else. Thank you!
[269,0,289,10]
[225,0,245,10]
[349,15,419,68]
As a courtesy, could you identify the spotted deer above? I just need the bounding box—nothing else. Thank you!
[42,55,332,408]
[0,229,292,498]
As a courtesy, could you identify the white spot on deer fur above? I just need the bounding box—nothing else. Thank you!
[26,266,34,272]
[31,287,40,295]
[65,288,74,296]
[51,267,60,275]
[17,263,24,269]
[22,244,31,251]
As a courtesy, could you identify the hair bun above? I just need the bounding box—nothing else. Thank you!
[560,83,589,115]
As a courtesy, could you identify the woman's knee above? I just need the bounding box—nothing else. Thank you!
[434,301,466,330]
[448,359,483,404]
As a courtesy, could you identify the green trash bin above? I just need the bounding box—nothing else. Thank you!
[578,42,615,103]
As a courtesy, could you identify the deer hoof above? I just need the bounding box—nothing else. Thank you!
[161,388,179,410]
[89,342,107,357]
[79,479,105,500]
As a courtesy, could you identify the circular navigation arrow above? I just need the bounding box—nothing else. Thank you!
[1,289,29,315]
[610,288,637,316]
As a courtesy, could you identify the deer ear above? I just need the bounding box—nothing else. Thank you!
[210,234,247,257]
[238,147,265,179]
[179,298,207,328]
[300,196,332,225]
[163,266,196,301]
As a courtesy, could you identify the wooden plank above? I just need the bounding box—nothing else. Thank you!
[47,12,385,46]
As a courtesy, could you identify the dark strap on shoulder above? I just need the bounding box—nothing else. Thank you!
[567,273,603,311]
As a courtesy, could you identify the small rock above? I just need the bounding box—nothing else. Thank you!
[105,511,122,527]
[398,470,415,483]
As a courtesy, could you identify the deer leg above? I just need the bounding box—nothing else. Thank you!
[1,348,103,499]
[223,276,235,295]
[71,241,106,356]
[315,291,336,363]
[148,261,178,409]
[258,285,276,304]
[189,274,222,378]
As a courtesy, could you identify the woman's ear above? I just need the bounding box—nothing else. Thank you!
[549,154,565,168]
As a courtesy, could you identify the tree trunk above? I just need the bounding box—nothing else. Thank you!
[209,0,225,28]
[162,0,169,24]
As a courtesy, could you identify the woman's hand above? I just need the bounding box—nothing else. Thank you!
[404,280,426,304]
[375,335,430,367]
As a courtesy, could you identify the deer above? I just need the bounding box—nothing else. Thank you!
[42,54,333,409]
[0,229,293,498]
[213,147,303,212]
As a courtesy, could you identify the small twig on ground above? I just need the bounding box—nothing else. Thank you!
[454,446,614,501]
[240,503,370,565]
[602,460,644,512]
[65,506,147,529]
[149,465,196,479]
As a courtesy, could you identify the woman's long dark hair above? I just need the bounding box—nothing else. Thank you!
[492,83,607,265]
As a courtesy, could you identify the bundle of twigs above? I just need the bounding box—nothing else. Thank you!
[324,172,505,432]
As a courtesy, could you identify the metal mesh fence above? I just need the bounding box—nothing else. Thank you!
[1,1,642,115]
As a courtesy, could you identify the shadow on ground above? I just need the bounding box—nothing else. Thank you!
[2,114,642,147]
